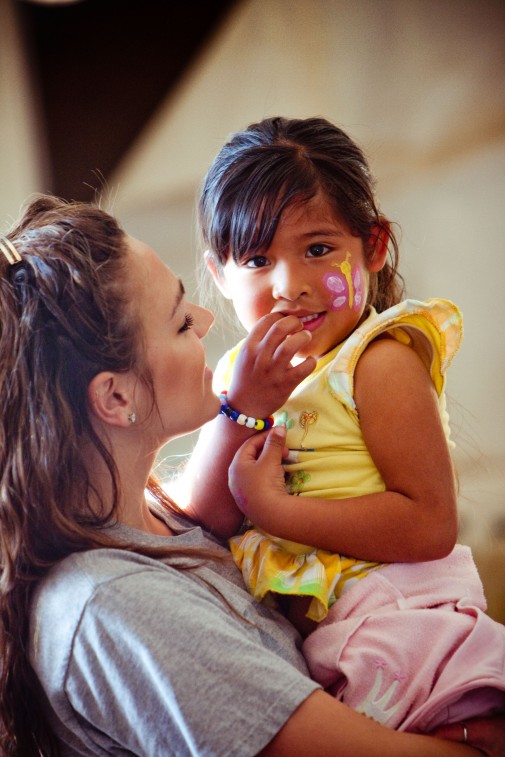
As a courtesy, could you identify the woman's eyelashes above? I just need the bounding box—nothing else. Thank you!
[179,313,195,333]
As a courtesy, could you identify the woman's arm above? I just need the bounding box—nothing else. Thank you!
[178,313,315,538]
[228,339,458,562]
[35,551,503,757]
[429,716,505,757]
[260,690,487,756]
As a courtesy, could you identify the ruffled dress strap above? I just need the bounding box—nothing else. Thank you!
[327,298,463,416]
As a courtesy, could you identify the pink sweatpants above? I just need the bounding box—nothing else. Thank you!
[302,545,505,731]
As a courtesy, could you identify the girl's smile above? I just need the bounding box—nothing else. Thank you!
[297,312,326,330]
[276,310,326,333]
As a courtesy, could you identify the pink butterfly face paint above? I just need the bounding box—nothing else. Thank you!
[323,251,364,311]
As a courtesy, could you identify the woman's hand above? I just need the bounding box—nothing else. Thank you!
[228,425,291,527]
[429,716,505,756]
[227,313,316,419]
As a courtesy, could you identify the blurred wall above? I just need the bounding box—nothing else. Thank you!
[0,0,46,226]
[1,0,504,616]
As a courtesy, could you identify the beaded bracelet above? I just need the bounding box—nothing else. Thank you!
[219,391,274,431]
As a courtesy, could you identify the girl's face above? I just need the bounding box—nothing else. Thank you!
[215,194,386,360]
[127,236,220,442]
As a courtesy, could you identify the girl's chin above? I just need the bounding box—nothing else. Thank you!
[293,340,333,363]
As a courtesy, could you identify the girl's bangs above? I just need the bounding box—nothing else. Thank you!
[230,181,317,262]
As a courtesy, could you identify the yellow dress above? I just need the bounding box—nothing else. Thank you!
[214,299,463,622]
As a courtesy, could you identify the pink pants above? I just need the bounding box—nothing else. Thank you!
[302,545,505,731]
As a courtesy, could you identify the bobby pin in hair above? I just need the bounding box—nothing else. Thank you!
[0,237,22,265]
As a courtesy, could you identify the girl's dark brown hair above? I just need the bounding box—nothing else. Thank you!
[199,116,404,311]
[0,195,194,755]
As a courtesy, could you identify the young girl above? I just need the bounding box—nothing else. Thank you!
[183,116,505,733]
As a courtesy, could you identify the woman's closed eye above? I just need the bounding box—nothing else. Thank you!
[178,313,195,333]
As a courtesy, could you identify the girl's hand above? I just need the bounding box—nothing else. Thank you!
[429,716,505,756]
[228,426,291,526]
[227,313,316,418]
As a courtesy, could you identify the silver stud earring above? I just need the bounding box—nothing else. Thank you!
[128,412,137,424]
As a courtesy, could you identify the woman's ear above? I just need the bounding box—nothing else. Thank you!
[88,372,134,428]
[205,250,232,299]
[367,220,390,272]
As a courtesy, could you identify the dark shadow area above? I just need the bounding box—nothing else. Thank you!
[15,0,239,201]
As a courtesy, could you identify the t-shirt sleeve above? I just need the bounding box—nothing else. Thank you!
[65,567,319,756]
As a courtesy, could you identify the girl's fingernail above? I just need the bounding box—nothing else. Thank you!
[272,425,286,438]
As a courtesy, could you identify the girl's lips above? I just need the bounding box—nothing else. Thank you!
[299,312,325,332]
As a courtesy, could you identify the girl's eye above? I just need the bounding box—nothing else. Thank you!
[307,244,330,258]
[243,255,269,269]
[179,313,195,333]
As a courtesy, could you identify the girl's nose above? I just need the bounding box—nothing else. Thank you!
[271,263,310,301]
[191,304,215,338]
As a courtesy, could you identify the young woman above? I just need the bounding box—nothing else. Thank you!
[0,195,502,755]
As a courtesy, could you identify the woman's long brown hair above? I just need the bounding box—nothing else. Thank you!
[0,195,211,755]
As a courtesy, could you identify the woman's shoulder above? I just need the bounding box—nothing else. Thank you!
[29,546,222,705]
[28,548,165,713]
[30,548,168,641]
[29,546,318,757]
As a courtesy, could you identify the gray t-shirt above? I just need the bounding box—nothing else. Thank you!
[29,507,319,756]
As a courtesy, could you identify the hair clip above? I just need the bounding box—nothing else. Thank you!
[0,237,22,265]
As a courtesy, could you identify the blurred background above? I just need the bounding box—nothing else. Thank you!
[1,0,504,620]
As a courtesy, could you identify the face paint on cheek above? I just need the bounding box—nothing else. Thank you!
[324,251,352,310]
[351,265,364,311]
[323,270,348,310]
[323,252,365,312]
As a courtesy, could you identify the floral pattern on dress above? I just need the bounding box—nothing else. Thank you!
[287,470,311,495]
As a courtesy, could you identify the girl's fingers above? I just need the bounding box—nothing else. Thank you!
[254,313,309,357]
[288,355,317,383]
[239,313,312,375]
[272,328,312,362]
[230,314,314,416]
[232,429,270,464]
[234,426,287,466]
[244,312,287,347]
[257,425,287,461]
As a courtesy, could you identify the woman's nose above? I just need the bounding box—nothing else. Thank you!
[192,304,215,338]
[271,263,310,301]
